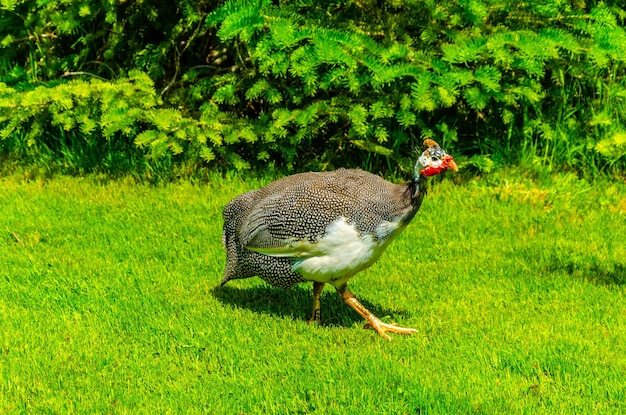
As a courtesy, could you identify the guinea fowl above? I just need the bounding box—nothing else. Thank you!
[221,139,457,339]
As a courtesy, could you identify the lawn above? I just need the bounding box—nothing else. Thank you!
[0,172,624,414]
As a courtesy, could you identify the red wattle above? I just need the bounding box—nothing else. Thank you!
[420,165,443,177]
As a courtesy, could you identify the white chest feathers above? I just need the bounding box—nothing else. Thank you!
[291,217,403,286]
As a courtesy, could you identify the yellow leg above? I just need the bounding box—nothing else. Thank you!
[336,284,417,340]
[308,281,325,323]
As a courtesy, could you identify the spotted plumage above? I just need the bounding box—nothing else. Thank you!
[221,140,458,339]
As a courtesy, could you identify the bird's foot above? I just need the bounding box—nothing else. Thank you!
[307,308,321,324]
[336,284,417,340]
[364,320,417,341]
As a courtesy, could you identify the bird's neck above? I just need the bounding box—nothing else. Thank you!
[408,174,427,203]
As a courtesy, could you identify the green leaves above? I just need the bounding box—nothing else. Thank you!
[1,0,626,175]
[210,0,625,173]
[348,105,368,136]
[0,73,223,168]
[217,3,265,42]
[441,38,485,64]
[595,132,626,162]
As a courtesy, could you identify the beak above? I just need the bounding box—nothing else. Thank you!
[444,155,458,172]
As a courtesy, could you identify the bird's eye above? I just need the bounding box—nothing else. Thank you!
[431,156,440,162]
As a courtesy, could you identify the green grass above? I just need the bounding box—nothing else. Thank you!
[1,172,625,414]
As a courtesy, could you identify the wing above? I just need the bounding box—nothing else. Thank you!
[235,169,413,259]
[239,183,353,258]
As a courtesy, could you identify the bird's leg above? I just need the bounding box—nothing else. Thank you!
[336,284,417,340]
[308,281,325,323]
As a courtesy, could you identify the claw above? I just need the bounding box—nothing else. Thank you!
[364,321,417,340]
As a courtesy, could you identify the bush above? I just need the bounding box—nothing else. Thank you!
[1,0,625,177]
[0,71,228,175]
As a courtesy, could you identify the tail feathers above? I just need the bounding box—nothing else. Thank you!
[220,267,253,286]
[220,273,232,286]
[221,253,252,286]
[221,260,236,286]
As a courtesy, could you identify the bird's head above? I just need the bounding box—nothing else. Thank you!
[414,139,458,179]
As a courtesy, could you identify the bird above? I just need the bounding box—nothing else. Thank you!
[220,139,458,339]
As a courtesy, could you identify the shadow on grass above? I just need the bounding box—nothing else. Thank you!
[214,283,413,328]
[546,255,625,286]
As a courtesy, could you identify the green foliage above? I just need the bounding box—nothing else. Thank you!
[1,0,626,176]
[0,71,225,175]
[0,0,217,84]
[199,0,626,174]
